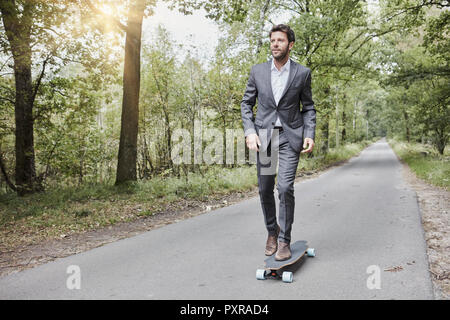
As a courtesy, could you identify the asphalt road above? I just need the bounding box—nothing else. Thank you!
[0,139,434,299]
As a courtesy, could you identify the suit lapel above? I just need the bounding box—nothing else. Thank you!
[266,60,277,108]
[279,60,298,102]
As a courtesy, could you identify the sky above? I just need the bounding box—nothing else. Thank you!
[142,2,220,62]
[141,1,294,63]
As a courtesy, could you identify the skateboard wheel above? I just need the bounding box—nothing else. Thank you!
[306,248,315,257]
[256,269,267,280]
[282,272,293,283]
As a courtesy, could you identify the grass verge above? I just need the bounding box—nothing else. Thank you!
[388,139,449,189]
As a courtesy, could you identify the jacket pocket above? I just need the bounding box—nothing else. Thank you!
[255,119,263,127]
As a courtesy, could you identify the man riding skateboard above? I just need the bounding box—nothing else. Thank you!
[241,24,316,261]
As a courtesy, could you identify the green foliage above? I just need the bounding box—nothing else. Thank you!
[380,4,449,154]
[166,0,250,23]
[423,10,449,59]
[0,0,447,197]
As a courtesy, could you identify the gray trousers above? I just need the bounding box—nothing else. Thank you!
[257,128,301,243]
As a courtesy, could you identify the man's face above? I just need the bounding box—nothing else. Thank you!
[270,31,294,61]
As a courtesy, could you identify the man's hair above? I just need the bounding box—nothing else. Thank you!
[269,24,295,43]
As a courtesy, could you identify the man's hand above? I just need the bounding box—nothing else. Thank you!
[301,137,314,153]
[246,133,261,152]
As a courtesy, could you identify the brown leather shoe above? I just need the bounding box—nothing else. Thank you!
[275,241,291,261]
[265,225,280,256]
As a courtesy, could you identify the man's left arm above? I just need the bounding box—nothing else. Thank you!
[300,69,316,153]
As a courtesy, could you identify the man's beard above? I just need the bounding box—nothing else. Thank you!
[272,46,289,61]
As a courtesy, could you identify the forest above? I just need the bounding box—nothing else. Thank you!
[0,0,448,197]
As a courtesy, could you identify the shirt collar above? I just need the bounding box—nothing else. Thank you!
[271,58,291,73]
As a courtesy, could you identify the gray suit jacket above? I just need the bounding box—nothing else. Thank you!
[241,59,316,153]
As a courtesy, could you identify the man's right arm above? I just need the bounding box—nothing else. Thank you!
[241,66,258,137]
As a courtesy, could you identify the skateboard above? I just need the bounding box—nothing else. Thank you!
[256,240,315,283]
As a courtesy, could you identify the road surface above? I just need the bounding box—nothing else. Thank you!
[0,139,434,299]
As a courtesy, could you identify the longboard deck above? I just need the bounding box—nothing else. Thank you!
[264,240,308,270]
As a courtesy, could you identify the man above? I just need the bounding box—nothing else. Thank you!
[241,24,316,261]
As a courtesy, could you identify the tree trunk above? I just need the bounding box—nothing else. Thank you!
[255,0,271,56]
[335,101,340,148]
[115,0,145,184]
[162,101,173,169]
[320,113,329,154]
[0,0,42,196]
[435,128,447,155]
[14,48,38,195]
[342,109,347,142]
[0,150,16,192]
[403,109,410,143]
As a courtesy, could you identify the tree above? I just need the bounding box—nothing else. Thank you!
[0,1,86,195]
[81,0,155,184]
[381,6,449,154]
[114,0,146,184]
[140,25,178,174]
[0,0,122,195]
